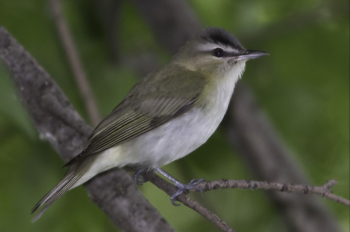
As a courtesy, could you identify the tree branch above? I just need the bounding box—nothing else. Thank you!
[189,179,350,207]
[0,25,175,232]
[49,0,101,126]
[144,172,236,232]
[227,83,342,232]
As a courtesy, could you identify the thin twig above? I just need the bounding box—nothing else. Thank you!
[188,179,350,207]
[227,83,342,232]
[49,0,101,126]
[144,172,236,232]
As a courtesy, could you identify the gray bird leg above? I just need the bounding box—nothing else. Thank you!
[155,168,204,206]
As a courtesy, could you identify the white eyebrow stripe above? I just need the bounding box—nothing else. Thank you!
[196,43,240,53]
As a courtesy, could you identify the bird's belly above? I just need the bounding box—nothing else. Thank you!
[96,71,241,170]
[77,74,239,184]
[73,106,223,188]
[117,105,225,168]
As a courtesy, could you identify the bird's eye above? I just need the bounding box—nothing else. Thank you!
[213,48,224,58]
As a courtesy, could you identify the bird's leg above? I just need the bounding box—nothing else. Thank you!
[155,168,204,206]
[134,169,147,185]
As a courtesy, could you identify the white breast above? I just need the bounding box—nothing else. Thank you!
[114,61,247,168]
[73,62,247,187]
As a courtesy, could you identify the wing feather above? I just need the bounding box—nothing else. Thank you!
[64,64,206,167]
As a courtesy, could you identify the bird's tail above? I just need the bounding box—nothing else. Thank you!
[31,163,87,222]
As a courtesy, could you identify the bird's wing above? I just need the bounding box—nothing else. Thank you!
[64,65,206,167]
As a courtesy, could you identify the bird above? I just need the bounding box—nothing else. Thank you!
[31,27,268,221]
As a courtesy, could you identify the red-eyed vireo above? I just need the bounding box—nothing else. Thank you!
[31,27,268,221]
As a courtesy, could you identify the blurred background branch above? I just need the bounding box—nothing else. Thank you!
[49,0,101,126]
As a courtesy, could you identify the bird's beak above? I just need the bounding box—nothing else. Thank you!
[237,50,269,61]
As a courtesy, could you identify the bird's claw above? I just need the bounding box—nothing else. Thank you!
[134,169,147,185]
[170,189,184,206]
[170,178,205,206]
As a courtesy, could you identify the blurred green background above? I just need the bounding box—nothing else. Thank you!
[0,0,348,231]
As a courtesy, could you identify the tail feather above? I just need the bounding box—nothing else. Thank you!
[31,167,85,222]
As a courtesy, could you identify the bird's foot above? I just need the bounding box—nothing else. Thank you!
[134,169,147,185]
[170,179,205,206]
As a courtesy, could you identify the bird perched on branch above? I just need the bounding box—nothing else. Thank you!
[32,27,268,221]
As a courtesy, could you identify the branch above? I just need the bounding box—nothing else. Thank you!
[227,83,342,232]
[49,0,101,126]
[190,179,350,207]
[143,172,236,232]
[0,25,175,232]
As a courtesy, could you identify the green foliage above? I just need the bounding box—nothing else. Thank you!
[0,0,348,231]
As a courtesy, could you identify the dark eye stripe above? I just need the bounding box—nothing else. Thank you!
[201,49,242,58]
